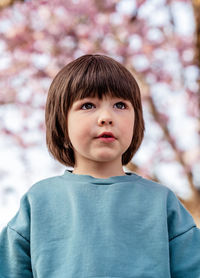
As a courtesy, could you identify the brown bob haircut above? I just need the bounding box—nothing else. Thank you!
[45,54,145,167]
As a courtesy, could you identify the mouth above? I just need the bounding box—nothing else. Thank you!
[96,132,116,142]
[97,132,115,138]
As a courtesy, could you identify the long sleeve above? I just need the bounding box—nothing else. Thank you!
[167,191,200,277]
[0,195,33,278]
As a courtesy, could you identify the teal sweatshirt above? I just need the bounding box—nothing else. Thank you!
[0,170,200,277]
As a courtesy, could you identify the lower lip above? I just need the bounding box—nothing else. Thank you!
[97,137,116,142]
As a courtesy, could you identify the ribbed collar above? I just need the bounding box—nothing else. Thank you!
[63,169,140,185]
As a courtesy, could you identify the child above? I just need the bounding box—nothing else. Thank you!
[0,54,200,277]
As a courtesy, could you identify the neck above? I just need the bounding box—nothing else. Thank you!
[72,161,125,179]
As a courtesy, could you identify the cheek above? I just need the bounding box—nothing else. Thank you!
[68,117,92,143]
[121,120,134,147]
[67,117,79,145]
[121,116,134,135]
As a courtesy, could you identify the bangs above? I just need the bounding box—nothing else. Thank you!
[66,55,137,106]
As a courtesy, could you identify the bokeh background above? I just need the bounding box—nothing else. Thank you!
[0,0,199,230]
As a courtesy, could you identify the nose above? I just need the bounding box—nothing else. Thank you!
[98,110,113,126]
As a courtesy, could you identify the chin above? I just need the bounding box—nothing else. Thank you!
[94,155,119,163]
[91,150,122,163]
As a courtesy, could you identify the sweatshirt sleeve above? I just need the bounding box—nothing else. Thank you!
[167,190,200,278]
[0,195,33,278]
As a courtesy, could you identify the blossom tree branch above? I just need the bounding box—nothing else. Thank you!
[0,0,24,9]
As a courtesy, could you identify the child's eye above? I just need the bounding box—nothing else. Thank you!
[81,102,95,110]
[114,102,127,109]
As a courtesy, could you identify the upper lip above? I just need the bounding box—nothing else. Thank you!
[96,132,116,138]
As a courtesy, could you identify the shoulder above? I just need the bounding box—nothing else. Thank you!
[7,173,69,230]
[129,174,195,215]
[6,173,69,233]
[132,175,196,235]
[28,172,66,193]
[134,175,190,210]
[131,173,171,198]
[21,172,70,206]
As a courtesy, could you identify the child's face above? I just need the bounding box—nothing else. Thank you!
[67,96,135,168]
